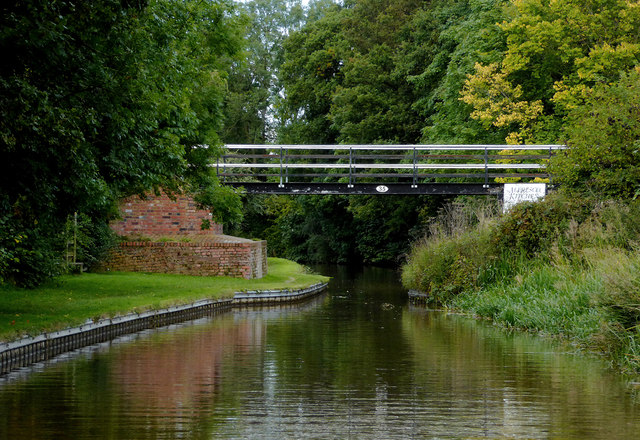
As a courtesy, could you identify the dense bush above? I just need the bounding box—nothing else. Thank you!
[0,215,64,288]
[63,214,116,271]
[401,199,498,302]
[490,192,592,258]
[403,194,640,297]
[551,69,640,199]
[402,193,640,373]
[0,208,117,287]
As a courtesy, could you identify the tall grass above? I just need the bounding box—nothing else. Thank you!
[452,264,601,341]
[402,194,640,374]
[401,199,499,302]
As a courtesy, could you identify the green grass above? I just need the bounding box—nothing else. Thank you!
[448,259,640,374]
[0,258,329,342]
[451,264,603,342]
[401,196,640,375]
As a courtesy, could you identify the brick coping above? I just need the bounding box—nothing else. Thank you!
[118,234,264,246]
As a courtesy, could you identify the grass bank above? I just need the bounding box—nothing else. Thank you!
[402,195,640,375]
[0,258,329,342]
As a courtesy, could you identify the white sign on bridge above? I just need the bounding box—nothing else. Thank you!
[503,183,546,212]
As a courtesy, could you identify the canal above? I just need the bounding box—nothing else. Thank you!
[1,266,639,439]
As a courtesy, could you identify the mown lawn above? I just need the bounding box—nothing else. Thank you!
[0,258,329,342]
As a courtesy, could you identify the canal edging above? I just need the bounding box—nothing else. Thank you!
[0,282,329,375]
[234,282,328,304]
[407,289,429,303]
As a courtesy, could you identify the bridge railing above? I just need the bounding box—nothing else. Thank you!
[218,144,566,188]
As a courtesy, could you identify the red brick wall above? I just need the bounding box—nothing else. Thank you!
[111,193,223,237]
[103,193,268,279]
[97,239,268,279]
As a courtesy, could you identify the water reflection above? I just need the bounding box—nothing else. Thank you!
[401,308,640,438]
[1,266,639,439]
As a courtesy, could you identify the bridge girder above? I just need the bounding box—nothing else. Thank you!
[226,182,505,195]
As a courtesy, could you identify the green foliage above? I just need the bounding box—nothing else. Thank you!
[451,265,602,339]
[278,2,344,143]
[450,244,640,374]
[238,195,358,263]
[460,0,640,143]
[222,0,306,143]
[404,0,509,143]
[6,0,637,286]
[403,193,598,298]
[278,0,428,144]
[259,0,640,272]
[551,69,640,198]
[403,194,640,373]
[349,195,431,265]
[562,199,640,254]
[232,193,439,266]
[401,198,499,302]
[0,0,243,286]
[585,248,640,330]
[0,203,64,288]
[401,232,485,302]
[194,184,244,226]
[63,213,116,271]
[328,0,425,144]
[491,192,591,257]
[266,0,467,265]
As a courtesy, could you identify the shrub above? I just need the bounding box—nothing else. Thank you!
[0,215,65,288]
[1,205,116,287]
[401,199,498,302]
[551,69,640,199]
[491,192,592,259]
[66,214,116,270]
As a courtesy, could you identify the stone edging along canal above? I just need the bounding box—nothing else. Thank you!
[0,282,329,376]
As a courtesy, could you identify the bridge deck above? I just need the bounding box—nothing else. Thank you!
[218,144,566,195]
[224,182,506,195]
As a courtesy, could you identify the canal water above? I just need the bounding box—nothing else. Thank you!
[1,266,640,439]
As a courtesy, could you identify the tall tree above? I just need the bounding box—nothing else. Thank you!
[277,1,345,144]
[399,0,509,143]
[459,0,640,144]
[222,0,306,144]
[0,0,243,286]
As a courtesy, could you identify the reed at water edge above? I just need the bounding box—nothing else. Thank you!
[401,193,640,375]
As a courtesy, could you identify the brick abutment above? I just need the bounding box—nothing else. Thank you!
[99,193,267,279]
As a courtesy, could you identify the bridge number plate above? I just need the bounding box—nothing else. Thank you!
[376,185,389,193]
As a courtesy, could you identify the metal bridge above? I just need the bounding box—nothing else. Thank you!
[217,144,566,195]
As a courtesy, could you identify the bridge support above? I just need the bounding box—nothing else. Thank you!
[227,182,504,195]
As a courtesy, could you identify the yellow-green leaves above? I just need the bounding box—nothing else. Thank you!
[461,0,640,143]
[550,68,640,197]
[554,41,640,111]
[460,62,543,143]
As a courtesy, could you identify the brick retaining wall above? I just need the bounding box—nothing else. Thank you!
[99,193,268,279]
[98,237,268,279]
